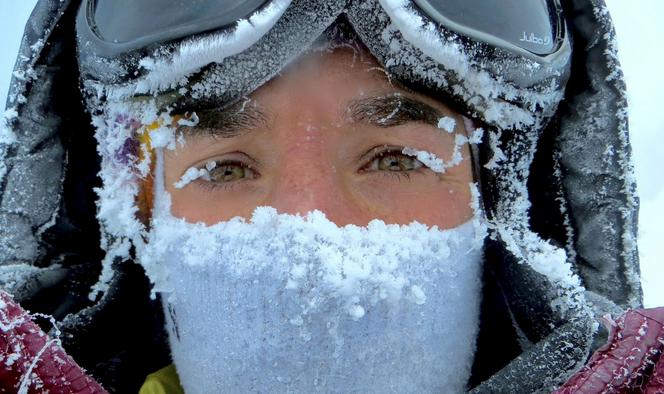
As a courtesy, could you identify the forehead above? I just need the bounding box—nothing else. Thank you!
[254,47,391,106]
[172,47,466,146]
[177,50,455,142]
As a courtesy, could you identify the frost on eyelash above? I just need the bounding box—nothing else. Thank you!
[174,161,217,189]
[402,147,445,173]
[177,112,200,127]
[402,128,482,174]
[437,116,456,133]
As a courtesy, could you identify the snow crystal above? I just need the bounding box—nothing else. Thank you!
[17,339,57,394]
[177,113,199,127]
[437,116,456,133]
[468,128,484,144]
[0,108,18,145]
[149,127,175,150]
[347,304,366,320]
[484,130,507,170]
[173,162,216,189]
[409,285,426,305]
[525,238,574,285]
[402,147,445,173]
[402,136,470,174]
[135,0,292,93]
[4,352,20,367]
[140,173,486,393]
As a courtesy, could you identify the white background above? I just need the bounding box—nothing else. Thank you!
[1,1,662,307]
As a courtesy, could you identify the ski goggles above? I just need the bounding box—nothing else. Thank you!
[78,0,566,61]
[77,0,572,131]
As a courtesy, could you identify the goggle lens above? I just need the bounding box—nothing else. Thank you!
[413,0,561,56]
[89,0,268,46]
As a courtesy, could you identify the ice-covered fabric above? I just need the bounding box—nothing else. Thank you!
[557,0,641,309]
[140,170,486,393]
[159,218,482,393]
[552,307,664,393]
[0,0,644,392]
[141,151,487,393]
[0,290,107,393]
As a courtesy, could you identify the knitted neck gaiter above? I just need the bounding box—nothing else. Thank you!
[138,152,486,394]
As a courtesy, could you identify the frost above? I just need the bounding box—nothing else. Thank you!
[17,338,57,394]
[468,128,484,144]
[0,108,19,145]
[29,39,45,54]
[409,285,426,305]
[4,352,20,367]
[141,165,487,392]
[174,161,217,189]
[149,127,176,150]
[174,168,207,189]
[134,0,292,93]
[437,116,456,133]
[177,113,200,127]
[377,0,567,130]
[497,221,585,315]
[402,137,469,173]
[402,147,445,173]
[143,204,485,305]
[3,108,18,122]
[484,130,507,170]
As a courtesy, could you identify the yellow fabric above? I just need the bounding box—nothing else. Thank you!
[139,364,185,394]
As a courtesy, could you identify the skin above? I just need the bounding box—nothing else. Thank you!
[162,48,475,228]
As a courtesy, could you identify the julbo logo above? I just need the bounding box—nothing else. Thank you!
[520,32,552,46]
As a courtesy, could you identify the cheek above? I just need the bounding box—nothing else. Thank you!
[352,176,474,228]
[167,185,267,225]
[161,160,260,224]
[160,145,476,228]
[425,184,475,227]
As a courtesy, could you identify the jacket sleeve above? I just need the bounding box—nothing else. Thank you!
[0,290,107,393]
[552,307,664,393]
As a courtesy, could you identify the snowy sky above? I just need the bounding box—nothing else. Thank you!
[0,0,662,307]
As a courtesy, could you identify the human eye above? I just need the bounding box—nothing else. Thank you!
[179,157,259,192]
[360,145,424,174]
[207,161,257,184]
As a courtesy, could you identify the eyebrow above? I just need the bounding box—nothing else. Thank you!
[178,99,269,138]
[347,94,443,128]
[178,93,443,139]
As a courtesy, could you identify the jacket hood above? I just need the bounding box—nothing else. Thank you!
[0,0,641,392]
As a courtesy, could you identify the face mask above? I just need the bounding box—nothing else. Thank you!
[138,152,487,394]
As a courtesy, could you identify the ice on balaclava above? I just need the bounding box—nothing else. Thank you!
[137,165,488,393]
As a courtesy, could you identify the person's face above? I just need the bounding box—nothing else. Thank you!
[162,48,474,228]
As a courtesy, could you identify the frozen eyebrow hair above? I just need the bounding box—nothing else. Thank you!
[311,22,451,130]
[347,94,443,128]
[176,99,270,139]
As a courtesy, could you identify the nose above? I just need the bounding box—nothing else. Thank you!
[266,154,367,227]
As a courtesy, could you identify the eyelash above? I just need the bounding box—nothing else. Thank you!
[193,160,259,192]
[359,145,425,180]
[191,146,424,192]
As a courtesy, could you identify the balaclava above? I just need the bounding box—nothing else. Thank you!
[135,136,488,392]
